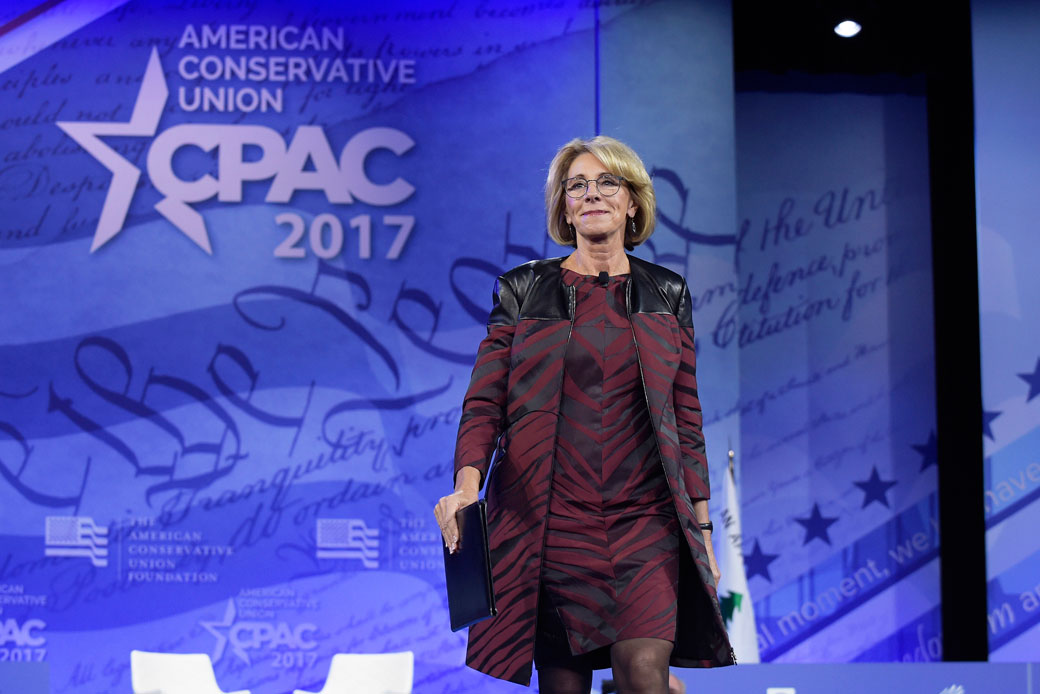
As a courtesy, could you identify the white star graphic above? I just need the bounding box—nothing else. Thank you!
[56,47,213,254]
[200,599,249,665]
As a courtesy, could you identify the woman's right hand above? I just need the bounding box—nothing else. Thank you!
[434,466,482,553]
[434,488,478,553]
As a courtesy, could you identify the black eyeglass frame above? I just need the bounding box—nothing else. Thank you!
[562,174,627,199]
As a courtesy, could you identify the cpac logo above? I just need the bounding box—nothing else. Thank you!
[0,618,46,647]
[57,48,414,254]
[201,599,317,665]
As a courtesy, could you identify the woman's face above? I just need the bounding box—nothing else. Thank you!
[563,153,637,244]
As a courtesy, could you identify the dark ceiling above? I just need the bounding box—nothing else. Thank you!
[733,0,931,76]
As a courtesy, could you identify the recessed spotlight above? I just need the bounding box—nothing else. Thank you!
[834,19,862,38]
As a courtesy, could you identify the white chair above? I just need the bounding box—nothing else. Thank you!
[130,650,250,694]
[294,651,414,694]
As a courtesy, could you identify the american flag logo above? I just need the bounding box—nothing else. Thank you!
[315,518,379,569]
[44,516,109,567]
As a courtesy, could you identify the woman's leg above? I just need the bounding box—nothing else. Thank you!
[609,637,673,694]
[536,661,594,694]
[534,585,594,694]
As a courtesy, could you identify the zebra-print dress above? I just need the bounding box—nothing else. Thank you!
[536,269,681,664]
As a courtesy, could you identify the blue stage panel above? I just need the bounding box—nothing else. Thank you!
[668,662,1036,693]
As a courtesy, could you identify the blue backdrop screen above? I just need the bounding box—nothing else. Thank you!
[0,1,964,690]
[734,90,939,663]
[973,0,1040,661]
[0,2,739,692]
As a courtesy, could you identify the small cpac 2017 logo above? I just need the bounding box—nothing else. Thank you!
[939,686,965,694]
[766,688,796,694]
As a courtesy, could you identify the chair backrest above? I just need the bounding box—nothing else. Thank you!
[322,651,414,694]
[130,650,224,694]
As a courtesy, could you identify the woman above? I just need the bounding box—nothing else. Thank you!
[435,136,734,693]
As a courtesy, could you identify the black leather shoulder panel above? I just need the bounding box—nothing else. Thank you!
[502,257,570,321]
[628,255,691,325]
[493,254,692,325]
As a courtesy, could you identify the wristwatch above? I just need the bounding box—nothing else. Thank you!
[698,521,713,533]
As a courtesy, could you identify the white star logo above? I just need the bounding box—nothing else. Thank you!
[56,47,213,254]
[200,599,249,665]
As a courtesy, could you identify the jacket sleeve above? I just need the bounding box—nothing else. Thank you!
[674,280,710,500]
[453,275,520,489]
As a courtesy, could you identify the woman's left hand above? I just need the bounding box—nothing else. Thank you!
[704,531,721,586]
[708,554,721,586]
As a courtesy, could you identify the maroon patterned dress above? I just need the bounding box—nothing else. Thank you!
[535,269,681,665]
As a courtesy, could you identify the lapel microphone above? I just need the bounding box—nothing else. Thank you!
[597,271,609,286]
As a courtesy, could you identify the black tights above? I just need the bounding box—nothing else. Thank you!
[537,638,673,694]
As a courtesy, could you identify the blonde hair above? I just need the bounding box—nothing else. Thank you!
[544,135,656,250]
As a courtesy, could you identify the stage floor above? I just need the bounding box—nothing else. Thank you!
[589,662,1037,694]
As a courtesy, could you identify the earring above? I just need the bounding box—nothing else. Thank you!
[629,216,636,236]
[568,222,576,236]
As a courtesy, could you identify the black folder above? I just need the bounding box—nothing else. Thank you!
[443,498,497,632]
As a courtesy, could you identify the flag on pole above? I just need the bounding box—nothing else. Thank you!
[717,453,760,663]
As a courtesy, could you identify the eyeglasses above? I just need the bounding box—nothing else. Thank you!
[563,174,626,198]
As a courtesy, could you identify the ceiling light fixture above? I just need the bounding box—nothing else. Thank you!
[834,19,862,38]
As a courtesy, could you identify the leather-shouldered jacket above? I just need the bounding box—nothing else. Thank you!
[454,255,735,685]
